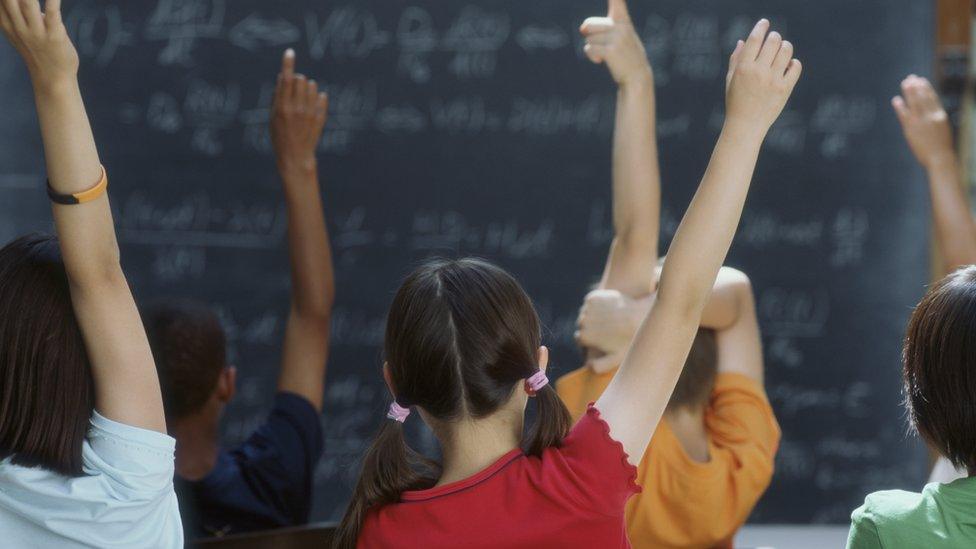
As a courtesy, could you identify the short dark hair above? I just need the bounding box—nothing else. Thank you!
[668,328,718,411]
[0,234,95,476]
[143,299,227,420]
[903,266,976,474]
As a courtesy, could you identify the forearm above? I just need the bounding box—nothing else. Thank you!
[283,168,335,318]
[277,166,334,411]
[926,155,976,272]
[602,76,660,296]
[657,122,762,315]
[35,81,121,287]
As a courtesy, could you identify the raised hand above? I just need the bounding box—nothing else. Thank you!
[0,0,78,90]
[892,75,955,169]
[725,20,802,137]
[271,49,329,181]
[580,0,652,87]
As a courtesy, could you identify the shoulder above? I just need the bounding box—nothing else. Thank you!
[851,489,926,536]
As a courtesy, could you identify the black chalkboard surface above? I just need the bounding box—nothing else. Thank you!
[0,0,934,525]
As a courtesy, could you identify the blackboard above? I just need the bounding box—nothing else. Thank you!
[0,0,934,525]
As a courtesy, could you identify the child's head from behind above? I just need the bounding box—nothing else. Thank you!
[668,328,718,413]
[384,258,566,438]
[0,234,94,477]
[904,266,976,475]
[143,299,234,424]
[336,258,572,548]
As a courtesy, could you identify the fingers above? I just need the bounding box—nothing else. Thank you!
[773,40,793,74]
[584,43,606,64]
[580,16,613,36]
[43,0,61,27]
[757,31,782,66]
[2,0,26,32]
[892,95,910,124]
[785,58,802,88]
[280,48,295,79]
[315,91,329,124]
[306,79,318,113]
[292,73,306,108]
[741,18,770,61]
[19,0,41,30]
[607,0,630,22]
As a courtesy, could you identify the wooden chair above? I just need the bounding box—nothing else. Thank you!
[194,522,337,549]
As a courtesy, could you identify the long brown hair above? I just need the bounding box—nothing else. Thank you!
[334,258,572,547]
[0,234,95,476]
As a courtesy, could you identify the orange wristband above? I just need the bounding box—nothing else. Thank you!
[47,166,108,205]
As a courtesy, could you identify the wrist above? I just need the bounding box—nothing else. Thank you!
[721,116,768,145]
[618,68,654,92]
[278,157,318,182]
[923,151,959,173]
[31,73,80,101]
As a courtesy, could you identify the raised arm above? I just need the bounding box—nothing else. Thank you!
[581,0,660,297]
[892,75,976,272]
[271,50,335,412]
[596,20,800,462]
[0,0,165,432]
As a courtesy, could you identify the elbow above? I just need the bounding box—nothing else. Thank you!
[291,294,334,329]
[66,247,127,293]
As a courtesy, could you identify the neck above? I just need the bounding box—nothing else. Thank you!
[172,413,221,481]
[434,409,523,487]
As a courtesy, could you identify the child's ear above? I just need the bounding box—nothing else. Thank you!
[383,362,397,398]
[537,346,550,373]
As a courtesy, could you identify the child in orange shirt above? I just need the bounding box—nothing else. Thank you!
[558,4,781,547]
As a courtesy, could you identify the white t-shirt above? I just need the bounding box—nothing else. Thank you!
[0,411,183,548]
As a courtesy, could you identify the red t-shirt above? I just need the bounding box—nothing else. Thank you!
[358,405,641,548]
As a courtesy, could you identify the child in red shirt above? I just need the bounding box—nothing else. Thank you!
[335,10,802,548]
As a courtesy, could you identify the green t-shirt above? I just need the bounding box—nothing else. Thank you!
[847,477,976,548]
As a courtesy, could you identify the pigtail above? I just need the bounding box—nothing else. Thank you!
[523,384,571,457]
[333,418,435,549]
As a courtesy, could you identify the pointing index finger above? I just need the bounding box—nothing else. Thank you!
[281,48,295,79]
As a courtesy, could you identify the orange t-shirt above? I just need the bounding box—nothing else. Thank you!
[556,368,781,549]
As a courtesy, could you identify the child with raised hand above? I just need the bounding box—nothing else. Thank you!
[891,75,973,485]
[145,50,334,539]
[892,75,976,275]
[560,4,780,545]
[0,1,181,546]
[336,15,800,548]
[565,267,777,548]
[846,268,976,548]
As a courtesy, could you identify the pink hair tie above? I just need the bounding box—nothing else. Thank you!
[387,401,411,423]
[525,370,549,395]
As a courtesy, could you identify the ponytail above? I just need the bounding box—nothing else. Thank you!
[333,416,436,549]
[523,384,571,457]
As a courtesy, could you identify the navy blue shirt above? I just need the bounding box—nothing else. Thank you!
[177,392,324,539]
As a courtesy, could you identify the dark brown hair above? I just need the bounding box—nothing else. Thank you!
[142,299,227,420]
[903,266,976,475]
[668,328,718,411]
[0,234,94,476]
[334,258,572,547]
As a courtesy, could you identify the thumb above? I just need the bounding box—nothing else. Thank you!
[586,351,624,374]
[608,0,630,21]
